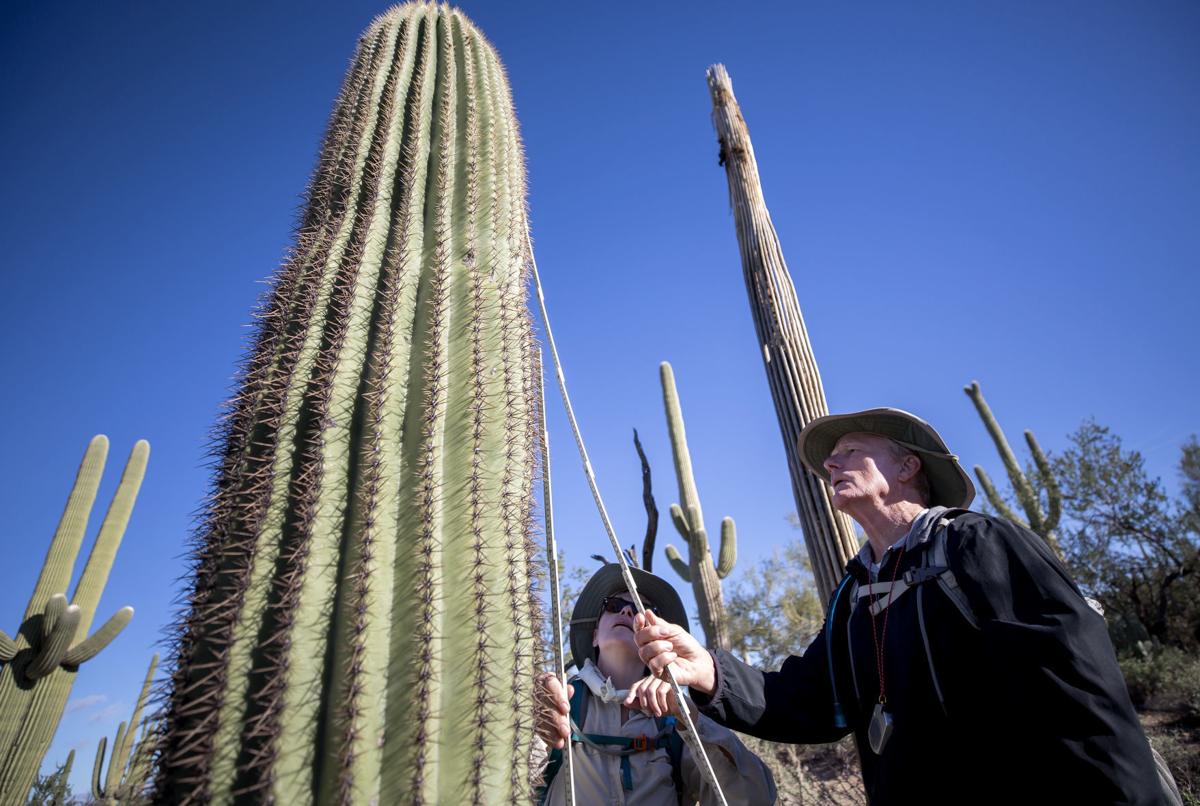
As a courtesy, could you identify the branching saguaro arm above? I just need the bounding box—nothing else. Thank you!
[964,381,1062,555]
[660,362,735,651]
[157,5,543,804]
[0,436,146,806]
[706,64,859,602]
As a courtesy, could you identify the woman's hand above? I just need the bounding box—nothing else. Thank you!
[533,672,572,749]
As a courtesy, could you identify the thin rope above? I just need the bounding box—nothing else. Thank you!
[537,349,575,806]
[526,232,730,806]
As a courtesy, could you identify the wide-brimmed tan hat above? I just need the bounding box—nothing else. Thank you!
[568,564,688,670]
[797,407,976,509]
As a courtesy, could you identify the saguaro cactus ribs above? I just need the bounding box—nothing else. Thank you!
[157,4,543,804]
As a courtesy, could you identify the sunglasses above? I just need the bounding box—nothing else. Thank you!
[601,596,660,616]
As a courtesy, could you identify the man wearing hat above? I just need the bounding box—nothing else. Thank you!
[633,408,1165,805]
[534,564,776,805]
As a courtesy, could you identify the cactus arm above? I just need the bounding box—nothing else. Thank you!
[964,382,1043,530]
[41,593,68,641]
[92,735,108,799]
[25,436,108,624]
[71,441,146,637]
[0,631,14,663]
[972,466,1028,528]
[664,545,692,582]
[716,517,737,578]
[61,606,133,668]
[104,720,130,796]
[1026,430,1062,533]
[26,605,80,680]
[669,503,690,540]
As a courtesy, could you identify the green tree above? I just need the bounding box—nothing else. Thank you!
[1054,422,1200,652]
[27,752,75,805]
[724,534,823,672]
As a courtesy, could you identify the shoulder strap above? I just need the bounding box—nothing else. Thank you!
[569,677,589,734]
[654,714,686,804]
[922,510,979,630]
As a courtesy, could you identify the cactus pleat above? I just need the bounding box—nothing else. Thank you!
[157,5,541,804]
[0,437,145,805]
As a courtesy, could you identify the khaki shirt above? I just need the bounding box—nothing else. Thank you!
[543,687,776,805]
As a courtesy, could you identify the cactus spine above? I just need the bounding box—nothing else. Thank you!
[157,5,542,804]
[0,436,145,805]
[92,654,158,803]
[964,381,1063,554]
[660,362,736,651]
[706,64,859,601]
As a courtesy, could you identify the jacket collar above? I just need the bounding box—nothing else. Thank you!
[846,505,953,577]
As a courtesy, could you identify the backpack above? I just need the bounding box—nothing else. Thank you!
[538,677,686,805]
[827,510,1184,806]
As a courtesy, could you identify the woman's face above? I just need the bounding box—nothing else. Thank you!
[592,594,653,660]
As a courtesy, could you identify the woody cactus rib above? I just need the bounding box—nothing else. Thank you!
[964,381,1063,555]
[706,64,859,601]
[157,5,542,804]
[0,436,146,805]
[660,362,735,651]
[92,654,158,803]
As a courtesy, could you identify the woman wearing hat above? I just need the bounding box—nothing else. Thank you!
[534,564,776,805]
[633,409,1165,805]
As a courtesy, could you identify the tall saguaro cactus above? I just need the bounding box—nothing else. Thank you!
[660,362,736,650]
[0,436,146,805]
[157,5,542,804]
[92,654,158,803]
[964,381,1063,555]
[707,64,859,602]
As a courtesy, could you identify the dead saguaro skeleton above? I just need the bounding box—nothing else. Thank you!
[706,64,859,601]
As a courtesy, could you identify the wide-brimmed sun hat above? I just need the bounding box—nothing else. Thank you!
[568,564,689,670]
[796,407,976,509]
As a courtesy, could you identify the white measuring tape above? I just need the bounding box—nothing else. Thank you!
[526,231,730,806]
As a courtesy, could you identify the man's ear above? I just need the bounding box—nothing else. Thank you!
[899,454,922,482]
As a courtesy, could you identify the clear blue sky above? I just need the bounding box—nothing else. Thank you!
[2,0,1197,791]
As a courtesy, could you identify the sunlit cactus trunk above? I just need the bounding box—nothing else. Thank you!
[706,64,859,602]
[157,5,542,803]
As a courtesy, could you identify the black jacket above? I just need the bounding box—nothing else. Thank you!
[694,512,1164,805]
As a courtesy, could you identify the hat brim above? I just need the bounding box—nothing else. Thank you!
[568,564,688,671]
[797,408,976,510]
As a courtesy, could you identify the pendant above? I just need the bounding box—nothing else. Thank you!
[868,702,893,755]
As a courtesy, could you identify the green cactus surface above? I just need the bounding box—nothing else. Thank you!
[157,5,542,804]
[964,380,1063,555]
[92,653,158,803]
[660,362,736,651]
[0,436,147,805]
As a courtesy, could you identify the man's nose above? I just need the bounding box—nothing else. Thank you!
[823,454,840,472]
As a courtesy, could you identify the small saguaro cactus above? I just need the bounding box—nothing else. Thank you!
[964,381,1063,555]
[92,653,158,804]
[660,362,736,651]
[0,436,147,805]
[157,5,543,804]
